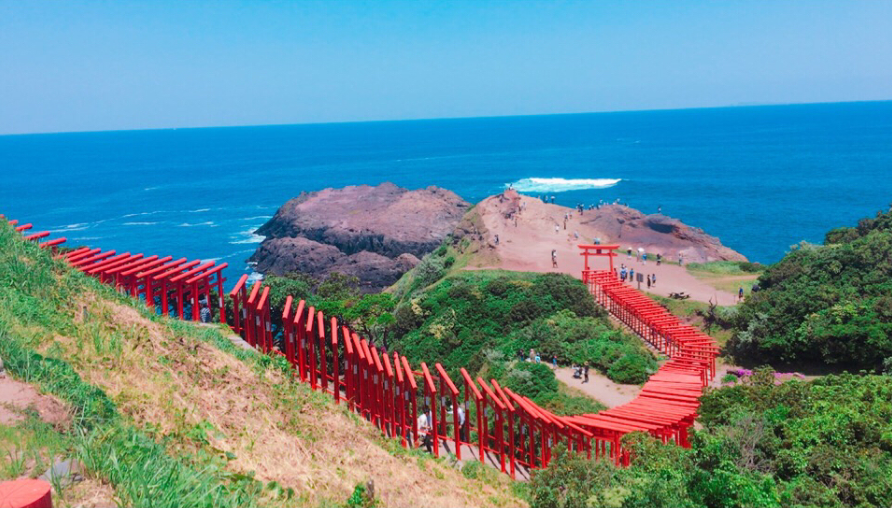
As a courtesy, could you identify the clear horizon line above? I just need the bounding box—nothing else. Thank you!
[2,98,890,138]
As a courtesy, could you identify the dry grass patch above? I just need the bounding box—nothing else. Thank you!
[42,294,522,507]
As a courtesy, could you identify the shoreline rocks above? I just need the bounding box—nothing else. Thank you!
[250,183,469,291]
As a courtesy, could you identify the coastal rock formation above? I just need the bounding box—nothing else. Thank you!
[578,204,747,263]
[250,183,469,291]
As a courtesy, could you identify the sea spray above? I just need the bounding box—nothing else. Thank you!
[508,177,621,193]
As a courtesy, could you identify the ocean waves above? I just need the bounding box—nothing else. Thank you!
[508,177,621,193]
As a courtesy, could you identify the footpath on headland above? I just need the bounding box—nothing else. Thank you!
[469,190,742,306]
[5,214,719,482]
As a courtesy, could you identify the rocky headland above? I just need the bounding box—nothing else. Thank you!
[250,183,469,291]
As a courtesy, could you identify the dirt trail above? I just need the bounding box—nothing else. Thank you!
[473,192,740,306]
[554,368,640,408]
[0,375,69,426]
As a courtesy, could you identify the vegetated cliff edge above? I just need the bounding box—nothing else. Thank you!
[250,183,469,291]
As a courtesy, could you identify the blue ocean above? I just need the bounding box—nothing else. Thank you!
[2,101,891,281]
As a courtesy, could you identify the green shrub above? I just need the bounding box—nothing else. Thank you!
[606,354,652,384]
[730,205,892,370]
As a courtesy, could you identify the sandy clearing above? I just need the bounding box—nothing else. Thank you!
[554,367,641,408]
[472,191,740,306]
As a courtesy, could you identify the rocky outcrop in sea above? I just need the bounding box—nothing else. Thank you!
[250,183,469,291]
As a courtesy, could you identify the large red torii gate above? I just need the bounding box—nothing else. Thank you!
[578,243,620,272]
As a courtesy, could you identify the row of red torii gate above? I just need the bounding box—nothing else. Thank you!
[6,217,718,479]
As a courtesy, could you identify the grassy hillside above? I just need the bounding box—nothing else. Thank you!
[385,255,658,414]
[0,222,523,507]
[729,206,892,370]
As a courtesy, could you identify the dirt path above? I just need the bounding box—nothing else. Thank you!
[554,368,640,408]
[0,374,69,426]
[473,193,740,306]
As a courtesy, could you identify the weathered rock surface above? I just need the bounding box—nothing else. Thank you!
[578,204,747,263]
[250,183,468,291]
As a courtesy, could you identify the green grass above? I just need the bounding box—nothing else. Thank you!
[685,261,763,295]
[686,261,753,275]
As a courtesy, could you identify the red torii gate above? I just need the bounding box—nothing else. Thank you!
[578,243,620,272]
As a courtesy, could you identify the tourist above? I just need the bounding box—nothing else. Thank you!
[651,273,657,286]
[551,196,555,204]
[647,274,651,289]
[529,348,536,362]
[627,248,632,259]
[418,406,433,454]
[583,364,590,384]
[620,267,627,282]
[535,352,541,363]
[642,252,647,264]
[447,404,467,441]
[739,287,744,301]
[494,234,499,245]
[678,253,684,266]
[656,253,662,266]
[551,249,558,268]
[552,354,558,369]
[629,268,635,283]
[555,224,559,235]
[574,230,579,240]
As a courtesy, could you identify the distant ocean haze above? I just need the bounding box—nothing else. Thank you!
[2,101,891,280]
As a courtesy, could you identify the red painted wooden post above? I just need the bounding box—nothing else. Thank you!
[435,363,461,460]
[421,362,438,458]
[360,340,373,420]
[305,306,317,389]
[382,353,394,435]
[461,368,484,462]
[401,355,418,447]
[245,282,261,347]
[282,296,293,357]
[330,316,340,404]
[491,380,516,479]
[295,305,309,381]
[350,332,366,415]
[343,327,355,409]
[316,311,327,392]
[393,353,406,446]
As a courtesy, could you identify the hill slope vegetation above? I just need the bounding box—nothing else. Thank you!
[0,223,522,507]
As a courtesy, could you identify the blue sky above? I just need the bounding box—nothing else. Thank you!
[2,1,891,134]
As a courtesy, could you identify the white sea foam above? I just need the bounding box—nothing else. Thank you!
[229,227,265,244]
[508,177,621,193]
[122,210,167,218]
[122,221,158,226]
[49,223,89,233]
[240,215,273,221]
[247,270,265,284]
[177,221,217,228]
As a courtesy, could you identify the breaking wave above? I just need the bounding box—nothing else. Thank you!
[508,177,621,193]
[229,228,265,244]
